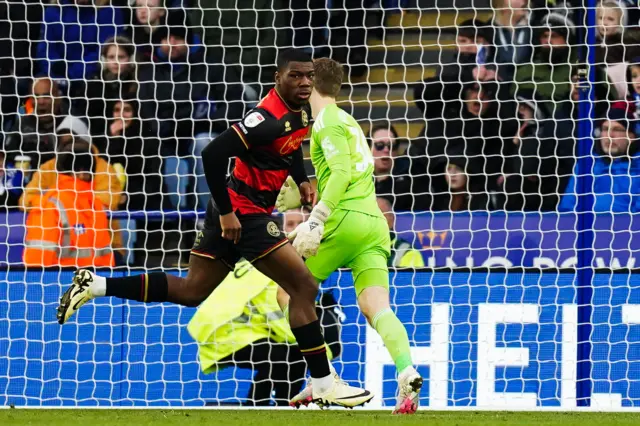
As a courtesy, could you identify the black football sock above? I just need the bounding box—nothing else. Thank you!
[291,320,331,378]
[105,272,168,303]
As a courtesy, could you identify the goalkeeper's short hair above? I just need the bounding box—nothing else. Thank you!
[313,57,344,97]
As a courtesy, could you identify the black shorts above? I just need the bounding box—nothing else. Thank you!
[191,203,288,269]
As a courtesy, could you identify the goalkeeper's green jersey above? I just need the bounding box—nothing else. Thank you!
[310,103,382,218]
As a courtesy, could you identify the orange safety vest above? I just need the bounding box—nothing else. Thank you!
[23,175,115,267]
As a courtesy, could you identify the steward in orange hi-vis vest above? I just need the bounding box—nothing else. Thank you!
[23,142,114,267]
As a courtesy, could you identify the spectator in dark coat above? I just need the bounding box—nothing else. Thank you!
[500,89,574,211]
[101,95,163,211]
[4,78,77,170]
[137,15,244,209]
[368,123,412,210]
[437,82,516,194]
[411,75,518,208]
[430,155,491,211]
[36,0,124,81]
[126,0,167,63]
[491,0,534,81]
[560,103,640,212]
[71,36,137,137]
[413,19,494,122]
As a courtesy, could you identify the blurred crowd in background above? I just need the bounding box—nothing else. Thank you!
[0,0,639,266]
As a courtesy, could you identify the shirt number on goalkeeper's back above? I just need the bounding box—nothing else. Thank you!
[350,126,374,172]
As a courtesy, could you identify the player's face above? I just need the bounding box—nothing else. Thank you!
[277,61,315,106]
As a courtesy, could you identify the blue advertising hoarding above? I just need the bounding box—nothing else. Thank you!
[2,212,640,268]
[1,269,640,409]
[394,213,640,269]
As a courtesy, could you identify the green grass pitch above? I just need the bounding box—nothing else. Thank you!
[1,410,639,426]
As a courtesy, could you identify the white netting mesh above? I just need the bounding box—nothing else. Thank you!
[1,0,640,409]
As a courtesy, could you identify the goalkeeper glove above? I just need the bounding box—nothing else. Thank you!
[287,201,331,258]
[276,176,302,212]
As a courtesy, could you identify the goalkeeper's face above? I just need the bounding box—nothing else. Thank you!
[276,61,315,106]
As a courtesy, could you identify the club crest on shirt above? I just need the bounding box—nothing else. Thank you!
[244,111,265,128]
[301,110,309,127]
[284,121,291,132]
[267,221,281,237]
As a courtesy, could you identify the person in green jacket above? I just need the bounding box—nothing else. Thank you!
[512,11,578,116]
[188,214,342,406]
[376,197,425,268]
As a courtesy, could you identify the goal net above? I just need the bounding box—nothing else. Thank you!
[1,0,640,409]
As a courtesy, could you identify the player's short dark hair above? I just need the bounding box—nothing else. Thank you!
[313,57,344,97]
[56,140,95,176]
[276,49,313,72]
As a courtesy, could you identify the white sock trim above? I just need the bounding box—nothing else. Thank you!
[312,374,334,394]
[91,274,106,297]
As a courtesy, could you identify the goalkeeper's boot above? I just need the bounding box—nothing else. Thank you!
[57,269,98,325]
[289,382,313,408]
[393,366,423,415]
[312,377,374,409]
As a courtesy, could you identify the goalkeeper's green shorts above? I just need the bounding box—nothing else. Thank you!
[305,209,391,296]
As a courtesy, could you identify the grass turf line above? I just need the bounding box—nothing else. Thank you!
[1,410,640,426]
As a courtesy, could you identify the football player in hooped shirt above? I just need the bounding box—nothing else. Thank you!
[57,49,374,409]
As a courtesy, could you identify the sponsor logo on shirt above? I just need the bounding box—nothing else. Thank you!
[244,111,265,128]
[279,134,305,155]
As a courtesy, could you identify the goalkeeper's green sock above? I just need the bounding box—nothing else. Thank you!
[371,308,413,374]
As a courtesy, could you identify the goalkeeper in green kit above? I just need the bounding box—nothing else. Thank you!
[278,58,423,414]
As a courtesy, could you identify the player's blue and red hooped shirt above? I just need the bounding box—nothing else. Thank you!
[228,89,311,215]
